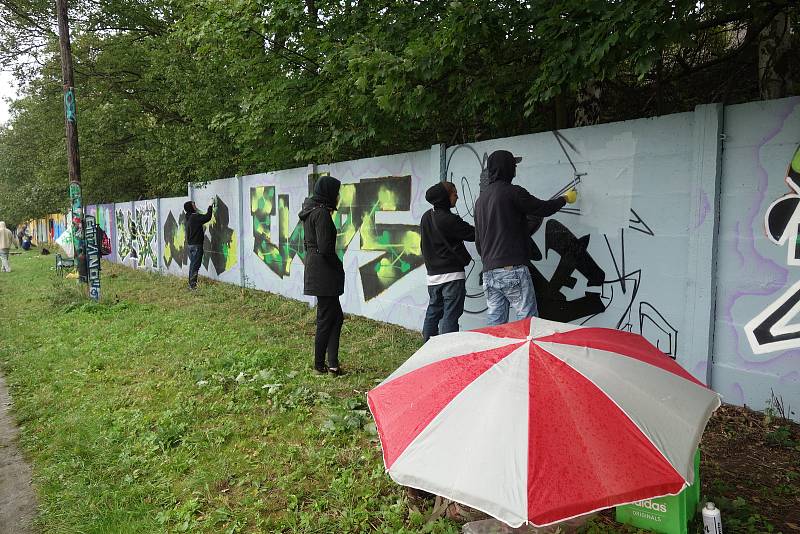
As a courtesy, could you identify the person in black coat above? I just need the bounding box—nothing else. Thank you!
[420,181,475,341]
[474,150,577,325]
[299,176,345,376]
[184,200,213,290]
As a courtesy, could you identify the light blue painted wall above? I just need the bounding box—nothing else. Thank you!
[93,97,800,418]
[712,97,800,416]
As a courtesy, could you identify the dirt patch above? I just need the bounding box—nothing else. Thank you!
[0,373,37,534]
[587,403,800,532]
[700,403,800,532]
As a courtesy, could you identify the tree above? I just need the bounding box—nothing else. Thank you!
[1,0,798,224]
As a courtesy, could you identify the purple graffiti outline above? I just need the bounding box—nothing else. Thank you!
[723,99,799,371]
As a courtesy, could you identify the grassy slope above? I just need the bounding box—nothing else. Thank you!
[3,253,792,533]
[0,253,453,533]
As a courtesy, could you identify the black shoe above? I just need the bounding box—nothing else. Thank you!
[313,365,328,375]
[328,367,345,377]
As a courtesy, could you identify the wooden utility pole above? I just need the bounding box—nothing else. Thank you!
[56,0,94,295]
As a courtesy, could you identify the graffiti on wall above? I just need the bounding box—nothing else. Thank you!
[745,144,800,354]
[116,203,158,268]
[251,175,424,300]
[252,186,305,276]
[449,142,679,357]
[201,197,238,275]
[163,210,188,268]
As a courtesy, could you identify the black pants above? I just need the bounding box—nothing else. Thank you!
[315,296,343,369]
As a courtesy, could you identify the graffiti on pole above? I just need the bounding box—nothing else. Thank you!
[64,88,76,123]
[85,215,101,301]
[69,181,86,281]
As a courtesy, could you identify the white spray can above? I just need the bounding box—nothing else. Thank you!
[702,502,723,534]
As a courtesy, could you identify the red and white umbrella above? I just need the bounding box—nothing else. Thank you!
[367,317,721,528]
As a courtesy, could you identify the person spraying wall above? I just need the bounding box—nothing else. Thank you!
[184,201,213,290]
[474,150,577,325]
[420,181,475,341]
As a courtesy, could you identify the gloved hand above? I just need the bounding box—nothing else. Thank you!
[563,189,577,204]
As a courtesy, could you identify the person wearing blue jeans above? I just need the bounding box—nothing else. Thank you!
[184,201,213,290]
[482,265,538,325]
[187,244,203,289]
[420,182,475,341]
[475,150,577,325]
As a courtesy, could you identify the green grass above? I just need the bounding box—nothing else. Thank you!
[0,252,701,533]
[1,253,457,533]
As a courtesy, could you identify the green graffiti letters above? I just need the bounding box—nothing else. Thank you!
[251,175,423,300]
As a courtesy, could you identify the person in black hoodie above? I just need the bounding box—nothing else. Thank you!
[299,176,345,376]
[420,181,475,341]
[184,200,213,290]
[475,150,577,325]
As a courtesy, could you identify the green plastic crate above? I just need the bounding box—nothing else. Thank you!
[615,450,701,534]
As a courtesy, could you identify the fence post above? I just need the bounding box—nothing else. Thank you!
[684,103,724,385]
[432,143,446,182]
[238,175,246,288]
[156,197,163,273]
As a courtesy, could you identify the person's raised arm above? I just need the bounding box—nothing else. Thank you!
[513,186,577,217]
[198,205,214,224]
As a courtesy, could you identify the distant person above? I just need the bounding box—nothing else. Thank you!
[420,181,475,341]
[184,201,213,290]
[0,221,15,272]
[17,225,26,247]
[21,235,32,251]
[299,176,345,376]
[474,150,577,325]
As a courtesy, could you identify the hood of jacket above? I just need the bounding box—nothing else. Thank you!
[0,222,5,232]
[183,201,196,214]
[425,182,451,210]
[311,175,341,211]
[299,197,325,221]
[486,150,521,184]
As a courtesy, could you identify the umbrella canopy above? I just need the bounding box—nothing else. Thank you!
[367,317,721,528]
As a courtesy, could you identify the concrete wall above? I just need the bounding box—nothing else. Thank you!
[712,98,800,415]
[67,96,798,418]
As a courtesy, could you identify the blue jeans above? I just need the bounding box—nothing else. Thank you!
[188,244,203,288]
[483,265,538,326]
[422,279,466,341]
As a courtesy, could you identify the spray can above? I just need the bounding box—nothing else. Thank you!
[702,502,723,534]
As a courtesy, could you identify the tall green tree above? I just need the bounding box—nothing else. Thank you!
[0,0,797,224]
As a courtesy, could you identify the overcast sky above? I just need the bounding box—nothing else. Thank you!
[0,70,19,125]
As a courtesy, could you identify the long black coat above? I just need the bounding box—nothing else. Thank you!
[299,198,344,297]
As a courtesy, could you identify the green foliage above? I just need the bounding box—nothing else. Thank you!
[1,0,798,225]
[1,253,456,532]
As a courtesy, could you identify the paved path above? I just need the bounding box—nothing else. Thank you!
[0,373,36,534]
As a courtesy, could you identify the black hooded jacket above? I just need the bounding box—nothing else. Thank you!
[299,176,344,297]
[420,183,475,276]
[474,150,566,272]
[184,201,213,246]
